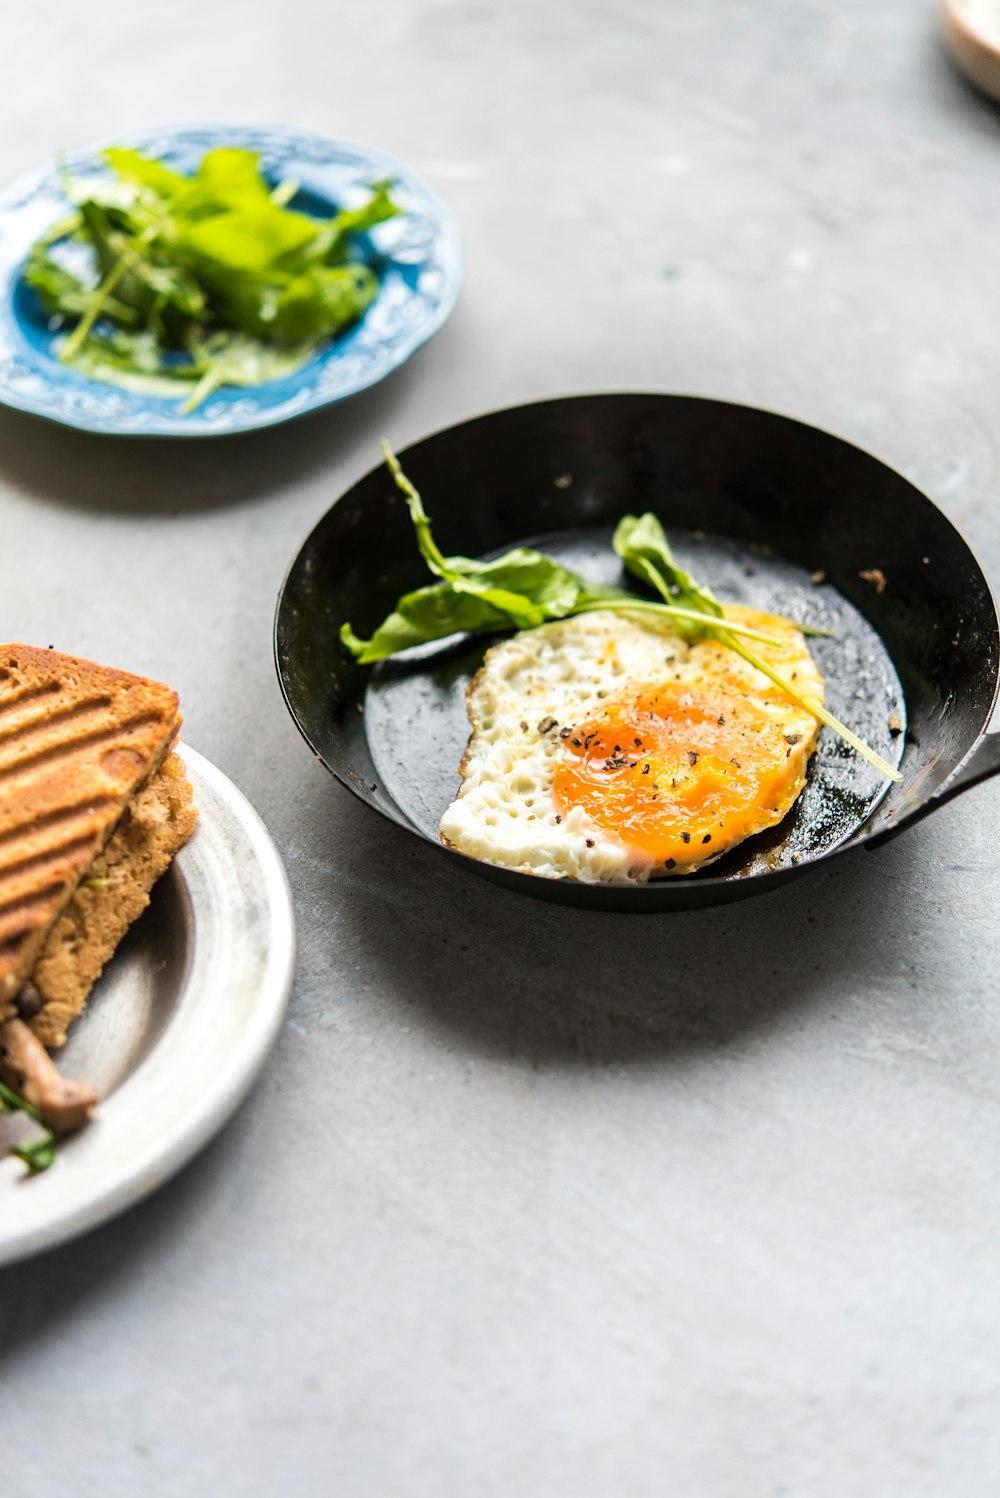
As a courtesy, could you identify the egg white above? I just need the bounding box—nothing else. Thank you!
[439,608,824,884]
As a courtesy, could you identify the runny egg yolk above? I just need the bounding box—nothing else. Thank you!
[553,682,804,869]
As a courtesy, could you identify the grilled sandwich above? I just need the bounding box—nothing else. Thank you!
[0,644,197,1134]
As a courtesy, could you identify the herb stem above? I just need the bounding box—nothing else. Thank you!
[723,635,902,782]
[181,363,225,413]
[60,223,157,361]
[270,178,300,208]
[381,441,450,576]
[39,210,82,245]
[573,599,781,645]
[0,1079,58,1173]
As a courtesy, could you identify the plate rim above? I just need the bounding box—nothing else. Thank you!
[0,121,463,437]
[0,742,296,1267]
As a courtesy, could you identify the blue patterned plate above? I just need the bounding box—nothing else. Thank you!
[0,125,462,436]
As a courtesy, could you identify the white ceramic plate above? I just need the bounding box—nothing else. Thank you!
[0,744,295,1266]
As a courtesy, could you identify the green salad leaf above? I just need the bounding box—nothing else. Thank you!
[341,446,902,783]
[23,145,401,409]
[0,1079,57,1174]
[341,446,780,664]
[612,512,724,629]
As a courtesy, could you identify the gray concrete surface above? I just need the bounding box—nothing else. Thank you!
[2,2,999,1493]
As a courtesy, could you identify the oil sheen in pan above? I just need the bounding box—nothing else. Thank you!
[362,528,907,881]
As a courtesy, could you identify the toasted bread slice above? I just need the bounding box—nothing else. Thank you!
[0,643,182,1015]
[28,751,197,1047]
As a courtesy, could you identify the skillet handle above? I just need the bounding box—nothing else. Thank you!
[866,731,1000,850]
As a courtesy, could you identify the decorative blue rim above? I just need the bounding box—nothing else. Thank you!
[0,124,463,437]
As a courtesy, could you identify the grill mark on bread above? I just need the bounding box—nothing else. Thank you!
[0,833,98,887]
[0,695,113,751]
[26,752,198,1048]
[0,712,175,785]
[0,797,118,852]
[0,680,62,720]
[0,884,66,939]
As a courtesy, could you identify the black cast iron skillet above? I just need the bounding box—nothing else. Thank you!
[274,394,1000,911]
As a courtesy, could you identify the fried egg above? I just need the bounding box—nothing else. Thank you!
[439,606,825,883]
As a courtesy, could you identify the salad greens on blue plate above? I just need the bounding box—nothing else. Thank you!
[0,127,461,436]
[23,145,401,411]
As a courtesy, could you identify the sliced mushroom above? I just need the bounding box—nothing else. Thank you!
[0,1017,98,1134]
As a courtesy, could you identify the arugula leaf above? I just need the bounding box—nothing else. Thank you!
[269,264,379,341]
[191,147,274,203]
[342,560,611,662]
[23,243,88,316]
[380,443,621,603]
[341,444,629,659]
[24,144,401,407]
[23,243,139,328]
[0,1079,58,1174]
[73,203,206,343]
[340,446,781,662]
[102,146,192,202]
[172,204,320,276]
[313,180,401,262]
[613,513,723,629]
[342,582,513,663]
